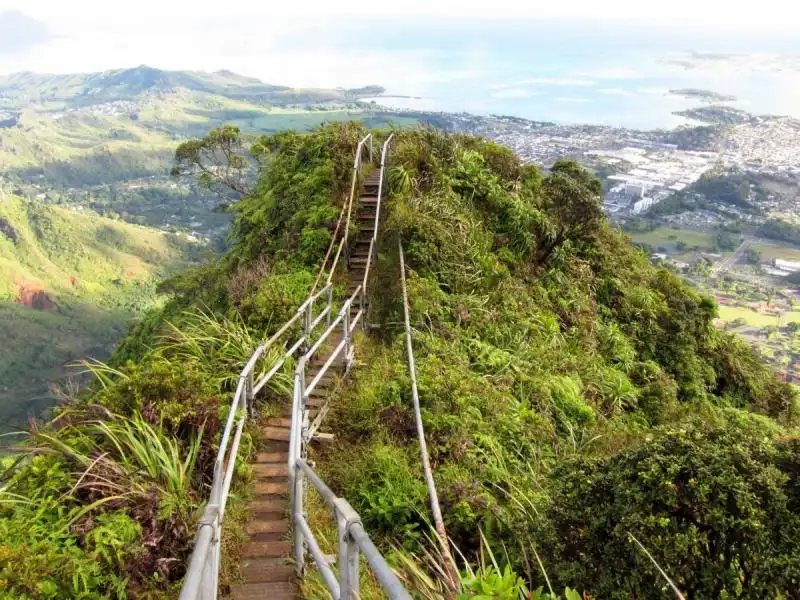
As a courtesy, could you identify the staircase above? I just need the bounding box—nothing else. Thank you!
[231,170,382,600]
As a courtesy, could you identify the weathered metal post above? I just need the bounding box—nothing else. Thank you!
[336,499,361,600]
[326,285,333,326]
[245,369,254,413]
[343,302,352,367]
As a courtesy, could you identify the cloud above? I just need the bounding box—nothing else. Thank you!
[490,88,542,99]
[577,67,641,79]
[597,88,635,96]
[0,11,55,54]
[491,77,596,90]
[554,97,592,103]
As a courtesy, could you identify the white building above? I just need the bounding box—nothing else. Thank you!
[632,196,655,214]
[775,259,800,273]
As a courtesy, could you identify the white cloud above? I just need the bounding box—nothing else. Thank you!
[491,78,596,90]
[554,97,592,103]
[577,68,641,79]
[597,88,635,96]
[1,0,800,92]
[490,88,542,99]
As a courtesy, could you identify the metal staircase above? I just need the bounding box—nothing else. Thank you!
[179,134,409,600]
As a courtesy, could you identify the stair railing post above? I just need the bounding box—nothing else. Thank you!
[337,509,350,599]
[326,285,333,326]
[292,359,307,573]
[360,284,367,330]
[304,297,313,338]
[293,466,305,573]
[245,368,254,414]
[343,302,351,366]
[335,498,362,600]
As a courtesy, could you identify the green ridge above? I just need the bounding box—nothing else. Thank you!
[0,124,798,600]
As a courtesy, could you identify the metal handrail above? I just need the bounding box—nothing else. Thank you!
[179,283,333,600]
[289,136,404,600]
[179,135,403,600]
[312,133,372,294]
[325,133,373,287]
[294,459,412,600]
[398,240,460,592]
[360,133,394,313]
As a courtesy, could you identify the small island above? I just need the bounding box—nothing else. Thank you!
[674,105,754,125]
[669,88,737,103]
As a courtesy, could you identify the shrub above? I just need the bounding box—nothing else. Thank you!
[541,418,800,599]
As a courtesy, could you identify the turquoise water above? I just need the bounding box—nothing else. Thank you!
[339,20,800,129]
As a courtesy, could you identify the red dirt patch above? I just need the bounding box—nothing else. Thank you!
[17,282,57,310]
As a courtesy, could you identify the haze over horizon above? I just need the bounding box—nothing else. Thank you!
[3,0,800,127]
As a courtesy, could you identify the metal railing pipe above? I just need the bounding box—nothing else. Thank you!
[179,509,217,600]
[295,515,341,598]
[296,459,338,509]
[350,522,412,600]
[398,240,460,591]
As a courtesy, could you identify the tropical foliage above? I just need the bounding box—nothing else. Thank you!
[2,123,798,598]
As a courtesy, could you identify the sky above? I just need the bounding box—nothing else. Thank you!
[2,0,800,90]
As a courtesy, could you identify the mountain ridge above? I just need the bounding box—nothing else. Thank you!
[0,65,386,109]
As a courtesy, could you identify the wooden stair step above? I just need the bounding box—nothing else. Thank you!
[241,557,295,583]
[243,540,291,558]
[251,496,288,513]
[245,520,289,535]
[255,451,288,463]
[265,427,290,442]
[255,481,288,495]
[360,196,379,204]
[231,581,298,600]
[261,440,290,453]
[254,463,289,478]
[266,417,292,428]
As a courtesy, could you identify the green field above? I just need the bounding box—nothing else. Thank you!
[750,241,800,262]
[718,304,781,328]
[629,226,715,250]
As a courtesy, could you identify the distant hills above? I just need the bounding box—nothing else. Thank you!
[0,65,385,110]
[0,66,408,431]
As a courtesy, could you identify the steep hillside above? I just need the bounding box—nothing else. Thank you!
[0,124,797,599]
[0,195,194,430]
[0,66,419,236]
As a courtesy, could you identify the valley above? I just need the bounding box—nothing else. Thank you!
[3,63,800,430]
[0,193,197,430]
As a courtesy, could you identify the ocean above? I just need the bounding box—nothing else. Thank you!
[336,19,800,130]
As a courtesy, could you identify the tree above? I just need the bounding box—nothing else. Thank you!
[542,421,800,599]
[171,125,253,199]
[744,248,762,265]
[535,159,603,266]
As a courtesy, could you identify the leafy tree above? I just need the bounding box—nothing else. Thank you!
[534,159,603,266]
[171,125,253,198]
[744,247,762,265]
[542,419,800,599]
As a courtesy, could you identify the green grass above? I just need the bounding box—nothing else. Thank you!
[628,226,714,251]
[750,241,800,262]
[718,304,781,328]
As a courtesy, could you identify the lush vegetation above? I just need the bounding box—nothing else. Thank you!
[0,196,195,431]
[2,123,798,599]
[649,168,768,217]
